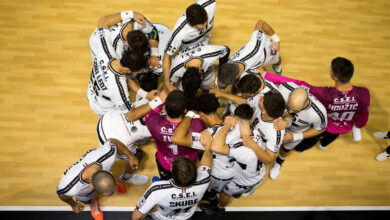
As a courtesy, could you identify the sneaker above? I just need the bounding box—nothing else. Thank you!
[318,144,327,151]
[115,182,126,194]
[269,162,281,180]
[89,198,103,220]
[152,176,161,183]
[199,203,225,216]
[272,64,282,75]
[374,132,389,139]
[119,173,149,185]
[376,151,390,162]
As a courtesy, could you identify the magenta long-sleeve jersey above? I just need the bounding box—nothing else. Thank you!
[264,72,370,134]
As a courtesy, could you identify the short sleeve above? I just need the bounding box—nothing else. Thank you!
[136,183,162,215]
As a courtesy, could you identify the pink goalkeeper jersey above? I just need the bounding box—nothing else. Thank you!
[264,72,370,134]
[145,109,205,170]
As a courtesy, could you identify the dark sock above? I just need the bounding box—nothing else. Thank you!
[385,146,390,155]
[275,155,285,166]
[387,132,390,139]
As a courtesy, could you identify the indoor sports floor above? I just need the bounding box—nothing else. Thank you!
[0,0,389,215]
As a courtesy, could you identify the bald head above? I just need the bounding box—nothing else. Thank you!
[92,170,116,196]
[288,87,308,112]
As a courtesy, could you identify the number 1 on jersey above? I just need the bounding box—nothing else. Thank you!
[169,144,178,155]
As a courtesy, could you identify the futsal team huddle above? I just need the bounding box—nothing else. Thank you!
[55,0,371,219]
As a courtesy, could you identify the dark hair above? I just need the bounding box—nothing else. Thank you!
[263,91,285,118]
[331,57,354,84]
[137,71,158,92]
[234,104,254,121]
[126,30,149,54]
[120,50,147,72]
[191,93,220,114]
[186,4,208,26]
[165,90,187,118]
[91,170,116,196]
[182,67,201,101]
[171,157,197,187]
[218,63,239,87]
[237,74,261,94]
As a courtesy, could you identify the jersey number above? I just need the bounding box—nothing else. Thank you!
[328,111,355,121]
[169,144,178,155]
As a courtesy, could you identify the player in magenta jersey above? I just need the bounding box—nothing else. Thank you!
[261,57,370,151]
[145,90,205,180]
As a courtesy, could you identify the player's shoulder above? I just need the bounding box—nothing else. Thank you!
[353,86,370,95]
[196,165,211,182]
[197,0,216,7]
[263,80,280,93]
[280,81,299,90]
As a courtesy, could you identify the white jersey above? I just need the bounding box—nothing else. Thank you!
[278,82,328,133]
[252,113,285,154]
[170,45,228,90]
[56,141,117,202]
[136,165,211,220]
[88,28,133,117]
[229,29,279,73]
[97,109,151,156]
[165,0,216,56]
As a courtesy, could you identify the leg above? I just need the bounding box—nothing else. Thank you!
[218,192,231,207]
[270,146,291,180]
[294,135,321,152]
[319,131,340,149]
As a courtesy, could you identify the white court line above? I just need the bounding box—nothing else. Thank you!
[0,206,390,211]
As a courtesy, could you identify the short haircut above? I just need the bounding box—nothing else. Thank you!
[165,90,187,118]
[91,170,116,196]
[126,30,149,54]
[171,157,197,187]
[186,4,208,26]
[218,63,239,87]
[237,74,261,94]
[234,104,254,121]
[181,67,201,101]
[263,91,286,118]
[137,71,158,92]
[191,93,220,114]
[331,57,354,84]
[120,49,147,72]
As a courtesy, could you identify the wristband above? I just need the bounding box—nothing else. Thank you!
[292,132,303,141]
[121,11,134,21]
[148,97,163,110]
[185,111,200,119]
[285,118,292,127]
[150,47,159,57]
[270,33,280,42]
[136,89,148,99]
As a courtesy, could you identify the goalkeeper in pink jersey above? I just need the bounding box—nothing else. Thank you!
[261,57,370,151]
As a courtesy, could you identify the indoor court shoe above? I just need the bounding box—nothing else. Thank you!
[152,176,161,182]
[272,64,283,75]
[119,173,149,185]
[115,182,126,194]
[199,203,225,216]
[269,162,281,180]
[318,144,327,151]
[376,151,390,162]
[89,198,103,220]
[374,131,389,139]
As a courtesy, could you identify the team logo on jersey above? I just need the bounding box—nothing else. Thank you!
[137,197,146,209]
[171,124,177,130]
[82,163,88,168]
[181,189,187,193]
[192,135,200,143]
[98,30,105,38]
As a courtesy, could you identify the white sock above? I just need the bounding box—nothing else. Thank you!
[274,63,282,72]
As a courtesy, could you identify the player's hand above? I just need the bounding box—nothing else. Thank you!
[133,12,146,24]
[210,86,223,98]
[209,81,217,89]
[200,130,212,150]
[158,89,168,103]
[224,116,236,128]
[270,41,280,53]
[273,119,288,130]
[71,202,85,213]
[146,89,158,100]
[148,56,159,71]
[129,157,140,170]
[242,136,258,149]
[283,132,293,144]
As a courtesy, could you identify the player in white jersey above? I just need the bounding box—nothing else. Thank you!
[163,0,216,91]
[56,141,127,220]
[132,136,213,220]
[269,82,327,179]
[87,27,149,118]
[168,44,229,92]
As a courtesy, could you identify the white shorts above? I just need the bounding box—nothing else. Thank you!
[209,175,233,193]
[223,165,266,196]
[152,23,172,76]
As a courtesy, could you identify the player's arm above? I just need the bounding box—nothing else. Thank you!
[163,53,177,92]
[210,86,246,105]
[242,136,276,164]
[171,112,197,147]
[97,11,145,28]
[109,138,139,169]
[127,76,158,100]
[199,131,213,168]
[355,88,370,128]
[255,19,280,51]
[57,195,85,213]
[147,25,160,70]
[125,90,167,122]
[211,117,236,155]
[133,184,161,220]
